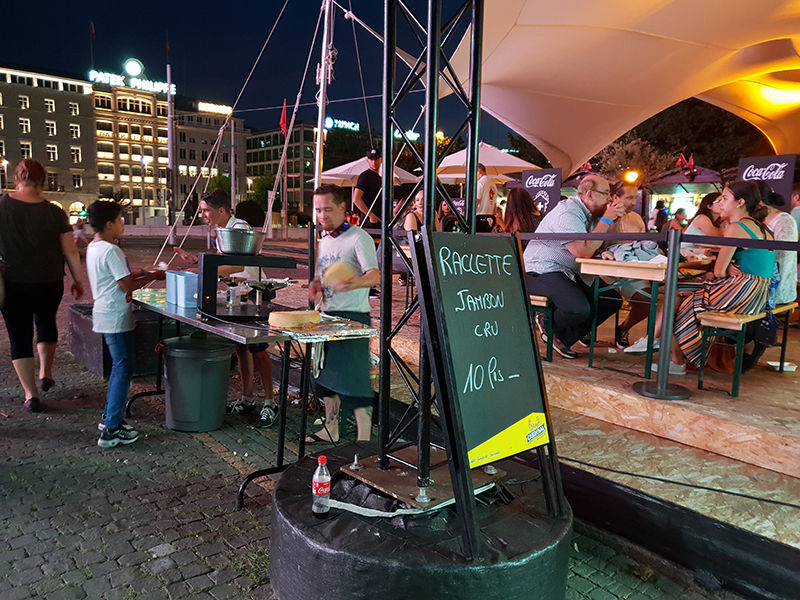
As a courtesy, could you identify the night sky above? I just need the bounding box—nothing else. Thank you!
[2,0,511,144]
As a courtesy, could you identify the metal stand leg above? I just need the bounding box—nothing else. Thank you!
[125,314,166,417]
[298,343,311,460]
[644,281,659,380]
[588,279,599,367]
[779,311,790,372]
[732,329,745,398]
[698,328,710,390]
[237,340,293,510]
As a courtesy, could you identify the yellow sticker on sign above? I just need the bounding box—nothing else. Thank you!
[467,412,550,469]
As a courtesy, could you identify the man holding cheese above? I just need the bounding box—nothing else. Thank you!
[307,184,380,443]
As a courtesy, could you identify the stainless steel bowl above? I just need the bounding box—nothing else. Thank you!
[214,227,265,255]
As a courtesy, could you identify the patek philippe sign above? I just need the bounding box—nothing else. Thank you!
[89,58,177,95]
[522,168,562,214]
[738,154,796,208]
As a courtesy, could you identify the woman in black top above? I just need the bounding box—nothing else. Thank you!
[0,160,84,412]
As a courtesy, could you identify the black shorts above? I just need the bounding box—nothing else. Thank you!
[1,280,64,360]
[236,342,269,354]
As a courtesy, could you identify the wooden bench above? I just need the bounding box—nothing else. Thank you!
[697,302,798,397]
[529,295,554,362]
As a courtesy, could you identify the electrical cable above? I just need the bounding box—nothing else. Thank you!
[559,456,800,510]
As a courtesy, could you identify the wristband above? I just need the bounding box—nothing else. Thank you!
[598,217,613,226]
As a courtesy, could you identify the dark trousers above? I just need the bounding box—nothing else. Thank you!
[526,271,622,348]
[1,280,64,360]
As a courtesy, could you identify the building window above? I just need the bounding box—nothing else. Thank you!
[46,145,58,161]
[19,118,31,133]
[144,146,154,157]
[188,166,197,177]
[117,97,152,115]
[0,114,3,130]
[96,121,113,136]
[179,148,186,159]
[179,132,186,143]
[189,149,196,160]
[20,142,32,159]
[18,95,29,109]
[97,141,114,155]
[187,115,194,123]
[0,140,4,157]
[143,126,153,138]
[158,167,167,179]
[201,150,208,160]
[188,136,195,143]
[118,123,129,137]
[10,75,34,86]
[46,172,58,191]
[223,152,229,163]
[304,129,314,142]
[95,94,112,110]
[0,92,3,105]
[157,147,168,158]
[70,147,81,163]
[157,127,168,139]
[45,121,57,136]
[38,79,57,89]
[131,144,142,157]
[180,183,187,194]
[120,165,130,176]
[69,124,80,139]
[99,186,114,199]
[119,143,130,157]
[72,174,83,189]
[179,165,187,176]
[69,102,79,116]
[44,99,55,113]
[130,124,141,137]
[157,104,168,117]
[201,167,209,177]
[98,163,115,175]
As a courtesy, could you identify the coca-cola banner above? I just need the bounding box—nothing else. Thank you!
[738,154,796,209]
[522,168,562,214]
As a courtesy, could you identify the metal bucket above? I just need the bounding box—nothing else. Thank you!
[215,227,265,255]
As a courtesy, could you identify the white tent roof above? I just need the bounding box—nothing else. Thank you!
[316,157,419,187]
[448,1,800,174]
[437,141,540,175]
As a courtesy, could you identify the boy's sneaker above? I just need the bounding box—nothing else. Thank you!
[256,404,278,428]
[576,334,592,348]
[97,427,139,448]
[535,314,548,340]
[229,400,256,415]
[615,328,630,349]
[98,419,135,432]
[624,336,659,354]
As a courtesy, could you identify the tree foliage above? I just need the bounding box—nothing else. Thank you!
[206,175,231,193]
[249,175,279,212]
[323,128,379,169]
[593,134,675,183]
[394,134,465,174]
[506,133,552,168]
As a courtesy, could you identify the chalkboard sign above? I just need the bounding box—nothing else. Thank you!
[422,232,550,468]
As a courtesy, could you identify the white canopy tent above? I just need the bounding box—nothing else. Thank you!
[315,157,420,187]
[445,0,800,175]
[436,141,540,176]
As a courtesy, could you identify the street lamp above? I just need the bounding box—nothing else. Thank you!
[624,170,639,183]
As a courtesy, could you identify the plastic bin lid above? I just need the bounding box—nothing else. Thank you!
[163,336,235,359]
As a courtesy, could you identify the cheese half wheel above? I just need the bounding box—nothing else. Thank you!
[268,310,321,328]
[322,259,356,287]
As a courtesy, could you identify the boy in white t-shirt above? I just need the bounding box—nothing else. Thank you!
[87,201,165,448]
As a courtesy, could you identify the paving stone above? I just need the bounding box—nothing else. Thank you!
[195,542,228,558]
[209,583,241,600]
[166,580,190,599]
[117,551,149,567]
[143,557,176,575]
[31,576,63,596]
[170,550,199,567]
[42,584,86,600]
[109,566,140,588]
[180,562,213,580]
[60,570,88,586]
[185,574,213,592]
[42,561,74,577]
[568,575,598,595]
[9,567,45,587]
[149,543,176,558]
[208,567,237,585]
[589,588,620,600]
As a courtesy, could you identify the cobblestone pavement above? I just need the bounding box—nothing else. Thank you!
[0,242,732,600]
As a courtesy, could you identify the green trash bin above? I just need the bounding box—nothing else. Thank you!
[163,334,236,432]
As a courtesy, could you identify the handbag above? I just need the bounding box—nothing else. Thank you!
[754,311,779,347]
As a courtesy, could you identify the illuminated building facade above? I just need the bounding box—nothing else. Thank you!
[246,122,317,213]
[0,66,96,218]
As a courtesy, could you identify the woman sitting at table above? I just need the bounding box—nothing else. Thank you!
[662,207,687,233]
[681,193,724,258]
[641,182,775,374]
[497,187,541,234]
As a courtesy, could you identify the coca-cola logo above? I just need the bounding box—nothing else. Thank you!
[312,481,331,496]
[526,173,558,188]
[742,163,788,181]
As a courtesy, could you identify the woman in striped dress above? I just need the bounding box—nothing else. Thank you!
[665,181,775,373]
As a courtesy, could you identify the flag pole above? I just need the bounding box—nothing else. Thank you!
[89,19,95,71]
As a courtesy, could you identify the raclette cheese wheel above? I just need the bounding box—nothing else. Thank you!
[268,310,321,328]
[322,259,356,287]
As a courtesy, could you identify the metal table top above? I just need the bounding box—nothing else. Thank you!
[133,289,379,344]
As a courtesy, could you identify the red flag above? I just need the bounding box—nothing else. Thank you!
[582,161,592,171]
[90,19,96,41]
[687,153,695,169]
[279,99,287,136]
[676,153,688,168]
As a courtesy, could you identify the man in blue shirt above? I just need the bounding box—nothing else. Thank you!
[523,176,626,358]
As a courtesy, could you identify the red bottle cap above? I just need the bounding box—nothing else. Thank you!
[317,455,327,465]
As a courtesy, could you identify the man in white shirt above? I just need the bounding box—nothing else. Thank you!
[476,163,498,231]
[173,189,278,426]
[307,184,380,443]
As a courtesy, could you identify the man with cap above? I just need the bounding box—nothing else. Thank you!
[352,149,383,230]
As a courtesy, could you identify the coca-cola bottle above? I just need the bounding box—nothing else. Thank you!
[311,455,331,518]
